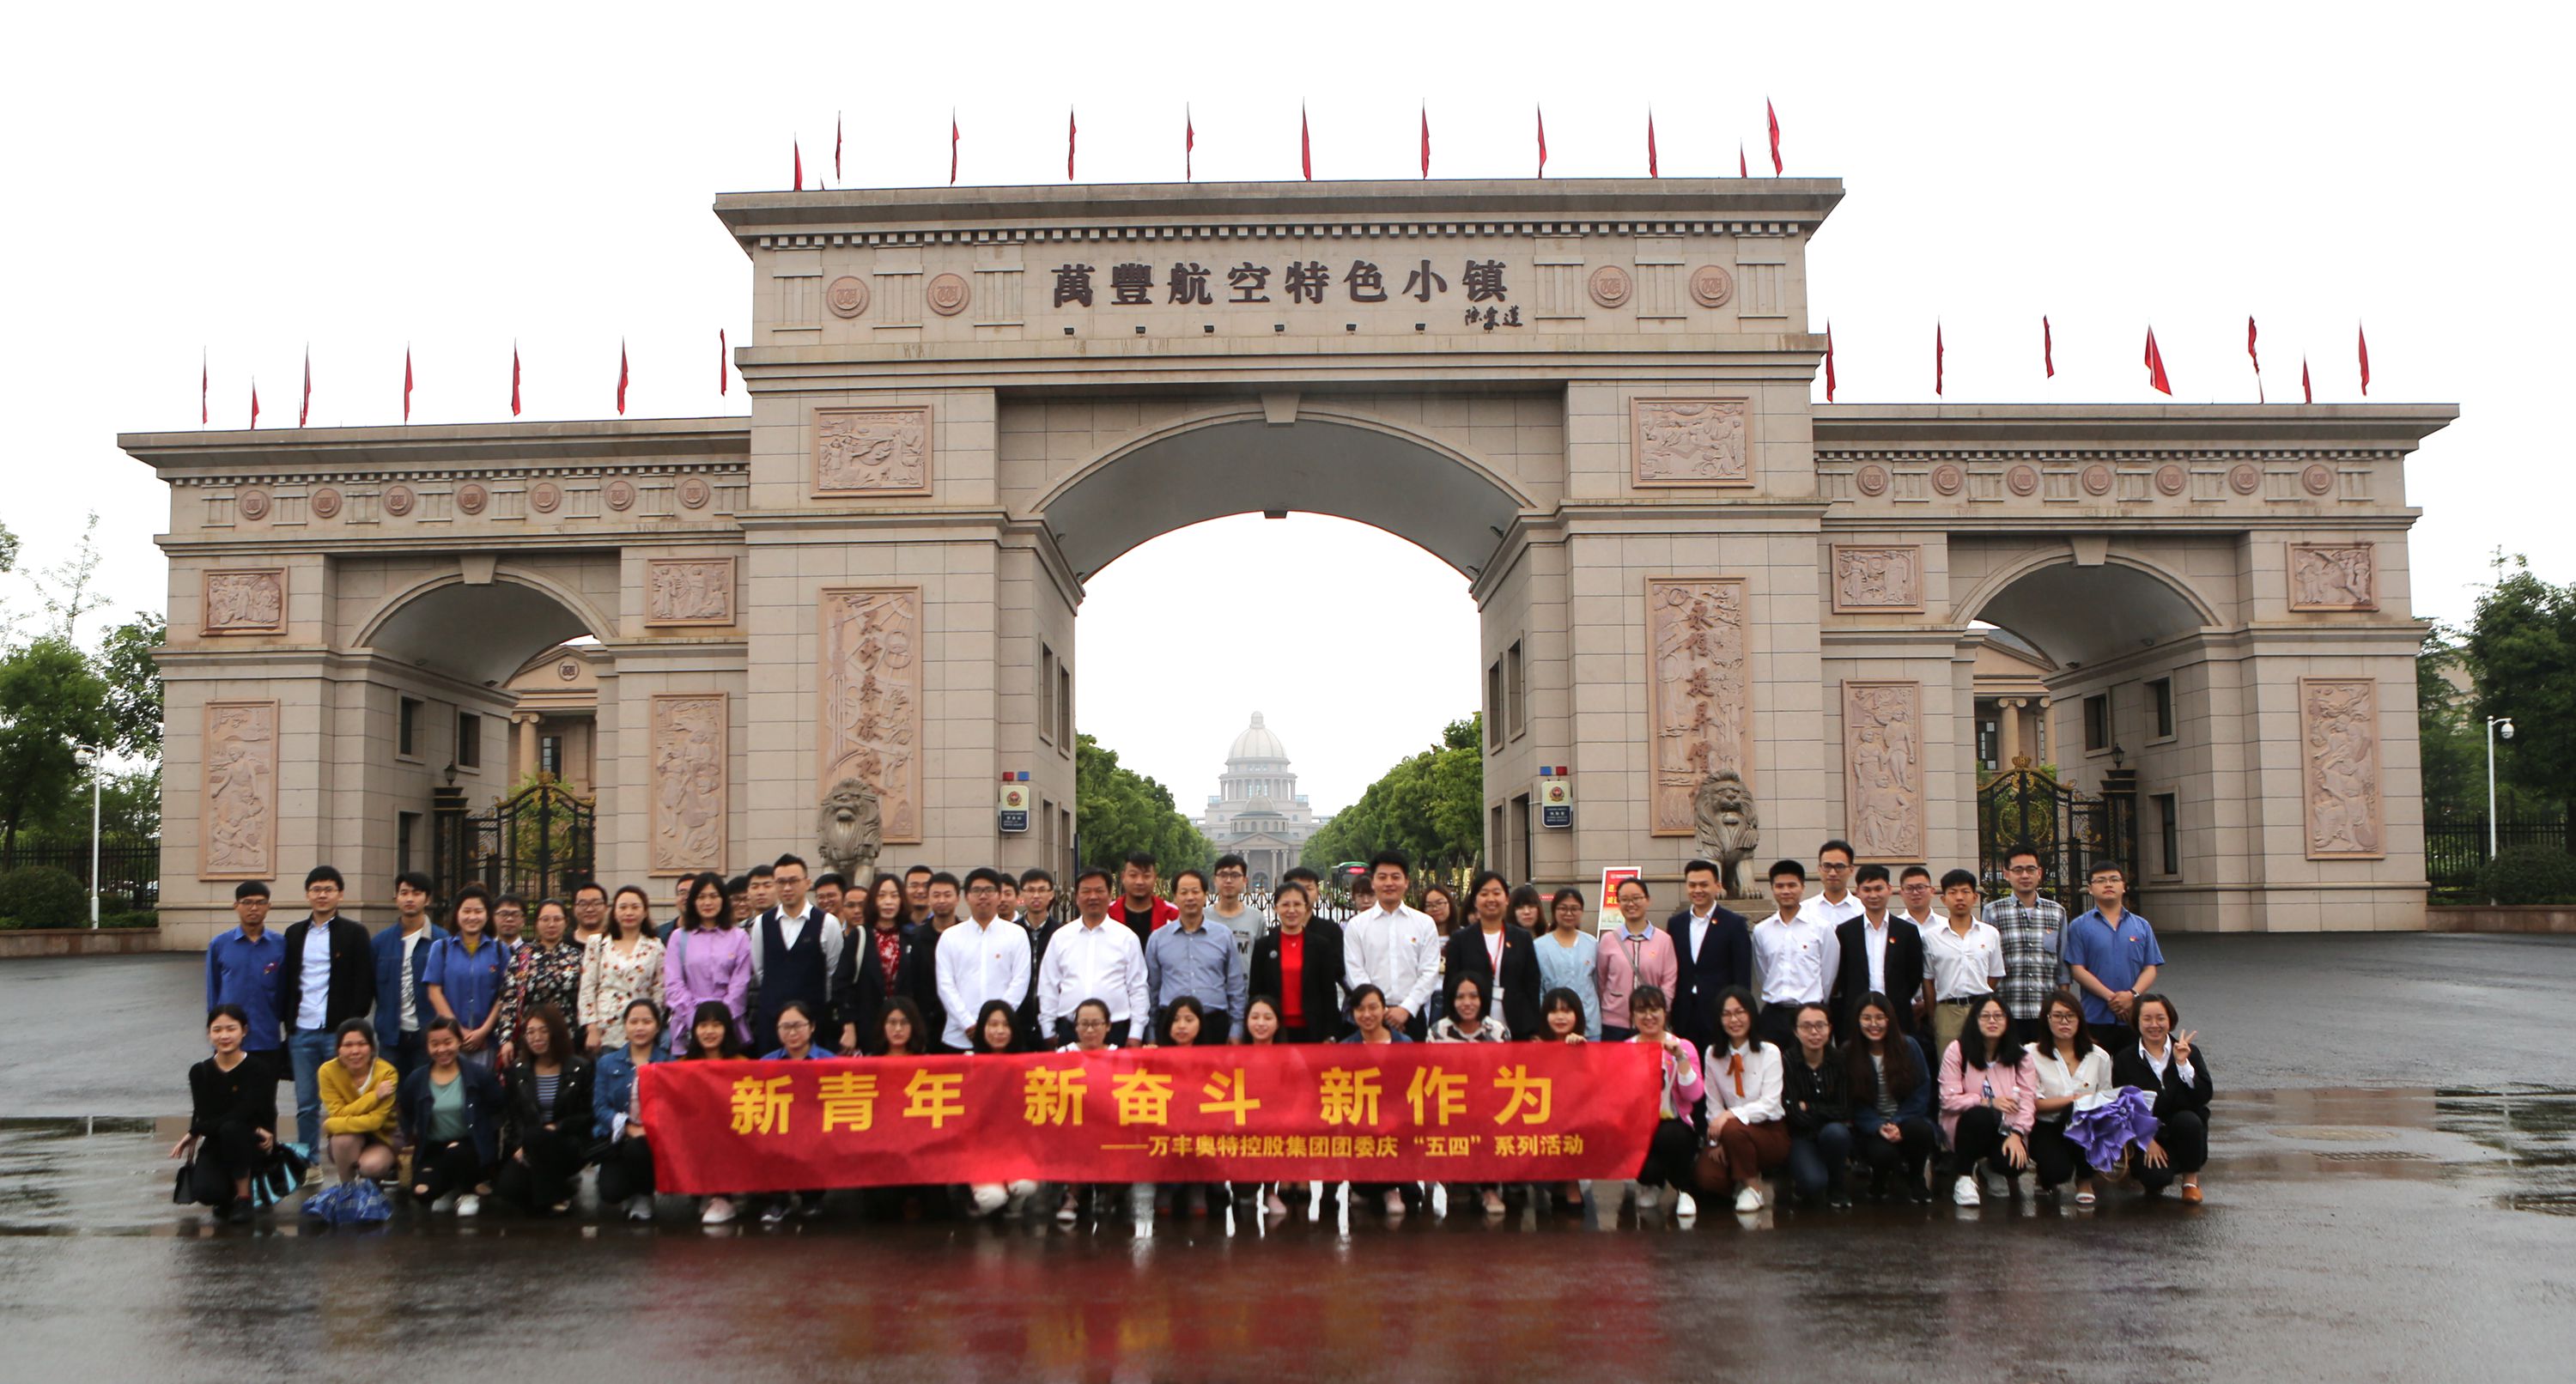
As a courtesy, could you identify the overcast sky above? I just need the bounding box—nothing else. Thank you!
[3,2,2565,814]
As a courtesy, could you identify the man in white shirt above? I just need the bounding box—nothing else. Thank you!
[1207,853,1264,962]
[1750,859,1839,1052]
[1897,864,1942,938]
[748,854,845,1054]
[1801,839,1864,927]
[1340,852,1443,1037]
[1035,868,1151,1045]
[1922,867,2008,1058]
[936,867,1031,1050]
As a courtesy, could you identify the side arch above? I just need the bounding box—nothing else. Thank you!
[352,566,618,685]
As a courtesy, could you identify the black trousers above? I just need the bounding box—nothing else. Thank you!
[188,1121,265,1205]
[595,1134,656,1203]
[1635,1117,1701,1188]
[2090,1021,2138,1053]
[410,1140,487,1204]
[2032,1121,2108,1187]
[495,1129,589,1210]
[1947,1106,2025,1179]
[2134,1109,2208,1188]
[1757,1002,1805,1053]
[1854,1114,1935,1181]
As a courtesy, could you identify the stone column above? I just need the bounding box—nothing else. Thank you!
[1998,698,2024,767]
[513,712,541,780]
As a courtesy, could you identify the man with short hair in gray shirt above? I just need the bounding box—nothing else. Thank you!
[1208,853,1264,962]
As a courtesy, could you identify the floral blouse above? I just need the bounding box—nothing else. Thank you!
[578,932,666,1038]
[1430,1015,1511,1042]
[499,940,585,1048]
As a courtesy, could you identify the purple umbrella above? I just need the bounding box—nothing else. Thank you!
[2068,1086,2160,1169]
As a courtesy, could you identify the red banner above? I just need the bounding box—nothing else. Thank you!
[638,1043,1661,1196]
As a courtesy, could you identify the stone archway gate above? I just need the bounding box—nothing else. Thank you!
[125,179,2452,945]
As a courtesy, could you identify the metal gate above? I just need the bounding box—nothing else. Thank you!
[433,780,596,907]
[1976,762,2136,911]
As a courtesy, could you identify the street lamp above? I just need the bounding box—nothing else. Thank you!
[70,747,101,930]
[2486,716,2517,861]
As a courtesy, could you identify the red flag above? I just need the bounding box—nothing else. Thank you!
[617,339,629,416]
[2143,328,2172,396]
[1067,107,1078,182]
[2044,316,2055,379]
[1766,98,1783,174]
[1739,143,1747,178]
[249,379,258,430]
[2358,323,2371,395]
[1185,105,1194,181]
[2248,316,2263,402]
[511,343,522,417]
[299,346,311,428]
[1419,103,1430,179]
[1935,322,1945,398]
[719,329,728,397]
[835,112,842,181]
[404,346,414,422]
[200,349,208,425]
[1647,109,1658,178]
[2301,356,2313,404]
[793,140,803,191]
[1824,321,1837,403]
[1535,106,1547,178]
[950,111,959,185]
[1300,103,1311,180]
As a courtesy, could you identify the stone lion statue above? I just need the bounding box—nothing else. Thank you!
[1693,770,1762,899]
[817,777,883,888]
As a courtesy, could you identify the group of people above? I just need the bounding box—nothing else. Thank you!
[181,839,2212,1227]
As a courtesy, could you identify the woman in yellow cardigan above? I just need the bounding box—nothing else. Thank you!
[313,1018,400,1223]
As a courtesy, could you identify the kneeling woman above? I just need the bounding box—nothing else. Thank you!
[2108,992,2214,1203]
[678,1001,751,1225]
[964,999,1038,1220]
[173,1005,278,1222]
[1625,985,1704,1214]
[1697,986,1788,1214]
[313,1018,400,1222]
[499,1004,595,1216]
[1339,986,1415,1217]
[593,999,665,1221]
[1781,1002,1854,1209]
[1939,993,2036,1206]
[1844,992,1935,1203]
[399,1017,505,1216]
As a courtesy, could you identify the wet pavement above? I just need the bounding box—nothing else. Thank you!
[3,934,2573,1381]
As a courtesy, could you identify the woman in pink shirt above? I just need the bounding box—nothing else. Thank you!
[1939,992,2037,1206]
[1598,877,1680,1041]
[662,873,751,1047]
[1625,985,1704,1216]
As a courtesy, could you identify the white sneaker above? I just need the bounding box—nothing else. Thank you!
[1673,1192,1696,1218]
[1733,1185,1764,1214]
[625,1195,653,1222]
[1953,1175,1982,1206]
[1056,1193,1078,1224]
[1632,1181,1660,1211]
[702,1196,735,1225]
[454,1193,481,1217]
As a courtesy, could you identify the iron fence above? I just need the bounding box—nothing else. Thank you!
[2425,813,2569,900]
[0,838,161,911]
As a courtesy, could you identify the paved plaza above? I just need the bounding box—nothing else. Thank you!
[2,932,2570,1381]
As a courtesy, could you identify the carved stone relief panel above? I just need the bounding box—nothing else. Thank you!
[1630,399,1751,487]
[648,694,728,875]
[203,568,286,634]
[1842,681,1926,862]
[819,588,923,843]
[814,407,933,495]
[2287,543,2376,611]
[200,701,279,880]
[1830,546,1923,613]
[2300,677,2385,859]
[1646,578,1751,835]
[644,557,738,628]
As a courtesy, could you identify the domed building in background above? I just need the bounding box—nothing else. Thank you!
[1200,713,1326,890]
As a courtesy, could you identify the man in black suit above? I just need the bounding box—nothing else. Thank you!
[1667,858,1753,1053]
[1829,864,1933,1046]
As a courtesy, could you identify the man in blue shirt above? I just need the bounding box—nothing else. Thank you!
[204,880,285,1076]
[2061,861,2163,1053]
[1143,869,1248,1041]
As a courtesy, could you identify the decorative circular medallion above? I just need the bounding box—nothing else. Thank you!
[677,476,712,510]
[308,487,342,519]
[2006,464,2040,496]
[1587,264,1633,309]
[826,276,870,319]
[237,489,271,520]
[529,481,562,513]
[456,482,489,515]
[1855,464,1891,497]
[603,478,636,512]
[2154,464,2188,496]
[382,484,416,517]
[2301,463,2335,495]
[556,659,580,682]
[2228,464,2263,495]
[1688,264,1735,309]
[2081,464,2115,496]
[926,272,971,317]
[1930,463,1965,495]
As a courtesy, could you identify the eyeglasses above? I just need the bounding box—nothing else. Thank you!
[1074,1018,1109,1030]
[777,1020,812,1033]
[1794,1020,1831,1032]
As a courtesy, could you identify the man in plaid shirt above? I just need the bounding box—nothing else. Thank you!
[1982,845,2069,1047]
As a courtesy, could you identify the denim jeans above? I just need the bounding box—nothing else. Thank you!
[1787,1120,1854,1198]
[285,1028,337,1151]
[388,1030,428,1085]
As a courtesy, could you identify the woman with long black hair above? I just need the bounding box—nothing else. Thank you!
[1938,992,2035,1206]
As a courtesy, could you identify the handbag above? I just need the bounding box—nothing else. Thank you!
[171,1147,198,1205]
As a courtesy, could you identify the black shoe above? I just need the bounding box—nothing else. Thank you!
[1904,1178,1934,1205]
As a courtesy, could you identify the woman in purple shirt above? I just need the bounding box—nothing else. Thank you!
[663,873,751,1046]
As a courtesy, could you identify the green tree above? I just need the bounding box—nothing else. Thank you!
[1076,733,1212,875]
[0,637,115,853]
[2459,553,2576,818]
[2415,625,2484,823]
[100,611,166,762]
[1301,713,1485,877]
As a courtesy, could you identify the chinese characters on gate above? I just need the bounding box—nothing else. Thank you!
[1048,258,1525,331]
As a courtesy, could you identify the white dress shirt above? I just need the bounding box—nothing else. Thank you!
[1923,919,2008,1000]
[1855,913,1897,997]
[748,904,845,991]
[1702,1041,1786,1126]
[1752,913,1839,1006]
[1342,901,1443,1017]
[2138,1041,2198,1090]
[1803,892,1865,928]
[1035,919,1151,1042]
[936,914,1032,1049]
[296,922,333,1030]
